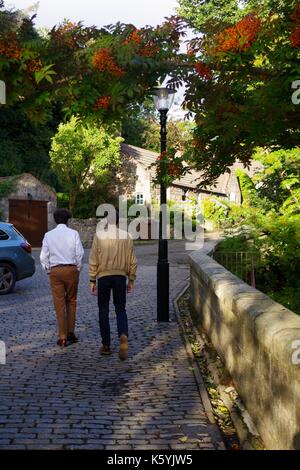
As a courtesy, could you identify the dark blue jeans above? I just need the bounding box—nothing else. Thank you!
[97,275,128,347]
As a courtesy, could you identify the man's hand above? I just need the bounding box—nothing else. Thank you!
[90,282,97,296]
[127,281,134,293]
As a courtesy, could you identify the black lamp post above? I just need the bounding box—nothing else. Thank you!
[151,87,176,322]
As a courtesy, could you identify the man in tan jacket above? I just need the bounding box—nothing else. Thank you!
[89,210,137,360]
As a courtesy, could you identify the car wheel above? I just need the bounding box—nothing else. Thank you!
[0,263,16,295]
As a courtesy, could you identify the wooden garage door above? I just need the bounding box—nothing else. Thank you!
[9,200,48,247]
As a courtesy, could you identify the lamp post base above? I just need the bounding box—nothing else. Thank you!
[157,259,169,322]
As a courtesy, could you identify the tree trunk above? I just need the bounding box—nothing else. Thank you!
[69,192,77,215]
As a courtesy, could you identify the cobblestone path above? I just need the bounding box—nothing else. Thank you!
[0,243,224,450]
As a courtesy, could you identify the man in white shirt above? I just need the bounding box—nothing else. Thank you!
[40,209,84,348]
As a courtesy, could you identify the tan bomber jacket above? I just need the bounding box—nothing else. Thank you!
[89,228,137,282]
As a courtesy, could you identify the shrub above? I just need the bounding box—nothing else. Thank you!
[202,197,228,228]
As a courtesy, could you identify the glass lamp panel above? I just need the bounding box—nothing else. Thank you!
[152,87,176,111]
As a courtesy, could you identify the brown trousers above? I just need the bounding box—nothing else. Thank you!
[50,266,79,339]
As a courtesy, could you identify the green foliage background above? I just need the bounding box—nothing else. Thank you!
[50,116,122,215]
[179,0,300,185]
[205,148,300,314]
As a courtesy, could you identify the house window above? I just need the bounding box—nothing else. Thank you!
[182,190,188,202]
[136,193,144,205]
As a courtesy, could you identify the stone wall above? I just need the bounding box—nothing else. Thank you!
[190,250,300,450]
[169,187,195,203]
[69,217,160,246]
[108,157,152,205]
[69,218,98,248]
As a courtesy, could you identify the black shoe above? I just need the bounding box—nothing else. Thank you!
[100,345,111,355]
[67,333,79,344]
[57,339,68,348]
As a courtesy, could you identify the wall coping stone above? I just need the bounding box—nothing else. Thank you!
[189,250,300,372]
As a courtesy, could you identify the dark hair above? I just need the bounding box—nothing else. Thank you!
[54,208,72,225]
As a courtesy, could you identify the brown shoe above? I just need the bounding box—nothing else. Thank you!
[119,334,128,360]
[57,339,68,348]
[100,345,111,355]
[67,333,78,344]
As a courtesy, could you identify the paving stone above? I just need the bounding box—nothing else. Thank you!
[26,445,64,450]
[0,439,11,445]
[0,444,26,449]
[65,444,105,450]
[105,445,133,450]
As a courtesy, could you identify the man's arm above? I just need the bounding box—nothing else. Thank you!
[75,231,84,271]
[127,238,137,292]
[89,234,99,293]
[40,235,50,273]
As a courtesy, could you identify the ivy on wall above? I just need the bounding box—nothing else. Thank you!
[0,175,18,198]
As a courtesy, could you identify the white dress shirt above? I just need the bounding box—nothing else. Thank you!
[40,224,84,272]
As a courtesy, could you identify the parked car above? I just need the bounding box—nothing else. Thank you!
[0,222,35,295]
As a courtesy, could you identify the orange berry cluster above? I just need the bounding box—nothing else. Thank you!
[290,28,300,48]
[156,151,182,178]
[216,14,261,53]
[167,162,181,178]
[52,22,78,49]
[123,29,142,45]
[26,58,42,74]
[291,4,300,24]
[93,48,124,78]
[140,43,160,58]
[194,61,212,80]
[157,150,167,161]
[290,5,300,48]
[187,47,196,58]
[93,95,111,110]
[123,29,159,58]
[0,38,22,60]
[192,138,205,150]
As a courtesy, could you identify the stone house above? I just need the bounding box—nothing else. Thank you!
[0,173,57,246]
[113,143,260,206]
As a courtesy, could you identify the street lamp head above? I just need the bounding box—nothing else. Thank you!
[151,87,176,112]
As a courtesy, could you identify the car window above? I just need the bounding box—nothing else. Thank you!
[0,229,9,241]
[12,227,26,241]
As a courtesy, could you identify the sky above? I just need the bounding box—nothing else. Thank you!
[6,0,180,29]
